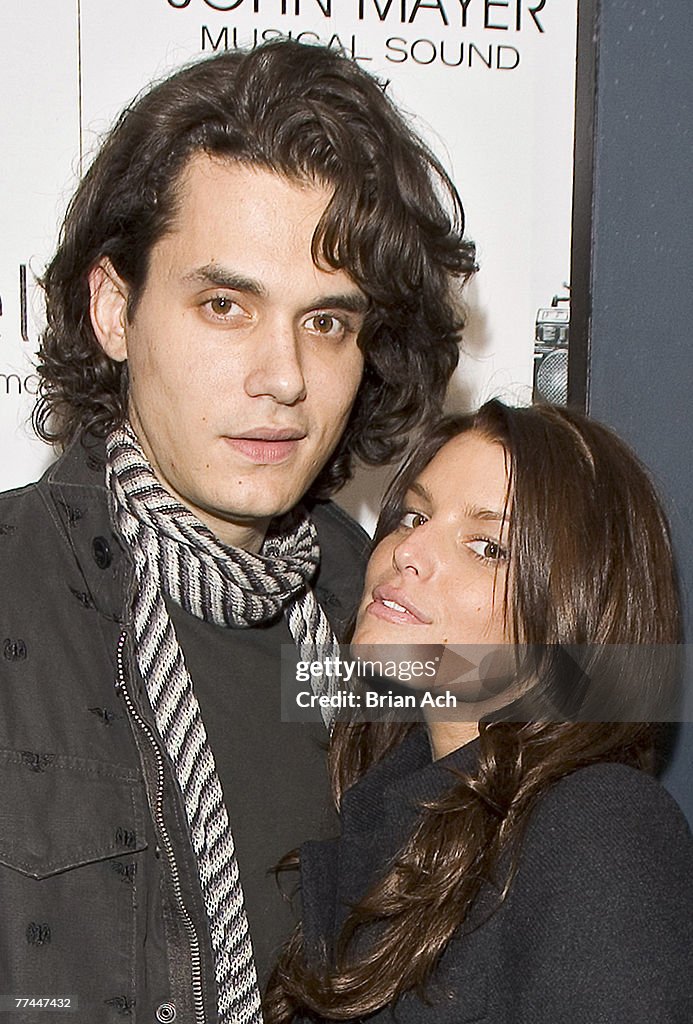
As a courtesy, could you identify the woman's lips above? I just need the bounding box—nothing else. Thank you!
[367,586,432,626]
[223,432,304,464]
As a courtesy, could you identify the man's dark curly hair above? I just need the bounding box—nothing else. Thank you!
[35,39,476,496]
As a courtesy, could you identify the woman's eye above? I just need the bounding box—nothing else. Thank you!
[467,538,507,562]
[400,511,428,529]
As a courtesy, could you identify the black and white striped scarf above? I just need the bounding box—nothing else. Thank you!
[106,423,340,1024]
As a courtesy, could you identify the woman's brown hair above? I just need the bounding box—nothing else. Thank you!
[266,400,682,1020]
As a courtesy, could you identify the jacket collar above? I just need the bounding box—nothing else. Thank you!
[340,726,480,837]
[300,728,480,955]
[41,433,132,623]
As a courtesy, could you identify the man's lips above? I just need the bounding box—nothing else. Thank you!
[223,429,306,464]
[367,585,433,626]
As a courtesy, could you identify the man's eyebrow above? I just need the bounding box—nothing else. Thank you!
[182,263,267,297]
[315,292,369,315]
[182,263,369,315]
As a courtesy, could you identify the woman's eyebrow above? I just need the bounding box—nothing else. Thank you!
[405,481,433,505]
[463,505,508,524]
[405,484,509,525]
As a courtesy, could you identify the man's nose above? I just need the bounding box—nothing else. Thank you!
[244,321,307,405]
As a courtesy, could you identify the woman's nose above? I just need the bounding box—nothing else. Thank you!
[391,525,434,579]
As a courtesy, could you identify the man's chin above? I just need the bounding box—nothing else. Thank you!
[217,459,321,512]
[205,489,308,526]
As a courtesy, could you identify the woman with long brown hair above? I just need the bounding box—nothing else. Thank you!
[267,400,693,1023]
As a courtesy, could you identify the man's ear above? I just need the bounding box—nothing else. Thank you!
[88,259,130,362]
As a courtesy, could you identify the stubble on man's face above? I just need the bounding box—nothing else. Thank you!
[119,155,367,551]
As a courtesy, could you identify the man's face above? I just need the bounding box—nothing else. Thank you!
[93,156,366,550]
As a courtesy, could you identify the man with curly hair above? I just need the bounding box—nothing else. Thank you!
[0,40,474,1022]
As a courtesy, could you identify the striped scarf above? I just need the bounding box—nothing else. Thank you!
[106,423,340,1024]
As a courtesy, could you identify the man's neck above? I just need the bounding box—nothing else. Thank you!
[202,515,270,554]
[145,474,271,553]
[126,417,271,553]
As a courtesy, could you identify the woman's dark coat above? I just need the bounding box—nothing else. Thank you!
[299,728,693,1023]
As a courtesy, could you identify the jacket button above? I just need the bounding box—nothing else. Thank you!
[3,639,27,661]
[26,921,51,946]
[155,1003,176,1023]
[92,536,112,569]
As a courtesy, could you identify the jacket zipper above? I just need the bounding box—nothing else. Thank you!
[116,630,206,1024]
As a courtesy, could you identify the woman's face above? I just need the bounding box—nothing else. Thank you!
[353,431,511,650]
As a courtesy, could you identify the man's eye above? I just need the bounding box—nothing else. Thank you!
[305,313,345,337]
[467,538,508,562]
[400,510,428,529]
[207,295,242,318]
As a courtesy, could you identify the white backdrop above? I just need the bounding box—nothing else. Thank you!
[0,0,578,527]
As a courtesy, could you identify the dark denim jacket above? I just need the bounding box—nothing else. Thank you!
[0,435,368,1024]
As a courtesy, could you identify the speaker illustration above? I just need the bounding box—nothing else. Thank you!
[533,292,570,405]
